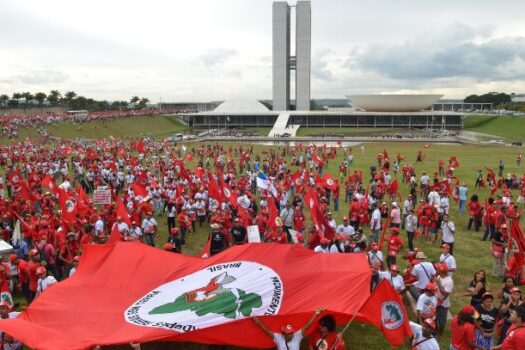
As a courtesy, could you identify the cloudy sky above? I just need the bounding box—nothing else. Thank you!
[1,0,525,102]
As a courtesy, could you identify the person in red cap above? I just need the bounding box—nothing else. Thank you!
[292,206,306,233]
[450,305,480,350]
[368,242,384,290]
[438,243,456,276]
[27,249,41,300]
[416,282,438,324]
[168,228,182,252]
[501,304,525,349]
[308,314,346,350]
[336,216,355,238]
[230,218,247,245]
[377,264,405,294]
[475,292,497,349]
[35,266,57,298]
[435,262,453,337]
[408,318,439,350]
[385,227,404,268]
[252,307,324,350]
[69,256,80,277]
[265,223,288,244]
[313,238,330,253]
[9,254,30,303]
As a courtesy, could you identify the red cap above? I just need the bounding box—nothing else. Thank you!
[425,282,436,293]
[510,287,521,294]
[343,216,348,221]
[320,238,330,244]
[422,318,436,330]
[163,243,174,251]
[461,305,480,318]
[441,243,450,249]
[435,262,448,273]
[281,324,295,334]
[296,233,304,243]
[8,254,18,263]
[36,266,46,275]
[391,227,399,233]
[170,228,180,235]
[371,242,379,249]
[0,301,10,308]
[295,206,301,211]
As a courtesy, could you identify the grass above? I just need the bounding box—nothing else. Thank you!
[0,115,188,144]
[7,120,525,349]
[463,115,525,141]
[109,141,523,350]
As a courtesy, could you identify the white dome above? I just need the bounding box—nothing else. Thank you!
[213,100,270,113]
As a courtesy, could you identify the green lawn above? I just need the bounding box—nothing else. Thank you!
[1,115,188,144]
[113,141,522,350]
[463,115,525,141]
[7,121,525,349]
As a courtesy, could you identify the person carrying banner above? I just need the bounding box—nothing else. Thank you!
[252,307,325,350]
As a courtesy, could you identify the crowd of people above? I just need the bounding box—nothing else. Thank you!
[0,137,524,350]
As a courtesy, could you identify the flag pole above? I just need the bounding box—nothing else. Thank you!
[329,312,359,350]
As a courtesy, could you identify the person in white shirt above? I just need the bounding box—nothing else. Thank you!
[36,266,57,297]
[410,252,436,296]
[438,243,456,275]
[435,262,454,337]
[252,307,325,350]
[416,283,438,323]
[336,217,355,238]
[438,192,450,216]
[142,212,158,247]
[405,209,418,251]
[329,235,346,253]
[368,242,384,289]
[370,203,381,243]
[409,319,440,350]
[420,172,430,187]
[440,214,455,254]
[68,256,80,277]
[427,189,440,206]
[314,238,331,253]
[95,217,105,235]
[0,301,23,350]
[378,264,405,294]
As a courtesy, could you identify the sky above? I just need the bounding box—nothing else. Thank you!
[1,0,524,102]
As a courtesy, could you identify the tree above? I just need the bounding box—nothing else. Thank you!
[34,92,47,106]
[0,94,9,107]
[22,92,34,106]
[64,91,77,108]
[11,93,22,107]
[137,97,150,109]
[130,96,140,105]
[47,90,61,106]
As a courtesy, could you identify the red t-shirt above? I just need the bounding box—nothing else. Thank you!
[386,235,404,257]
[450,316,476,350]
[502,325,525,350]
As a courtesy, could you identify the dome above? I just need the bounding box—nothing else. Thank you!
[213,100,270,113]
[346,94,443,112]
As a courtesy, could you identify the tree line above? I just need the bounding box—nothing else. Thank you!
[0,91,150,111]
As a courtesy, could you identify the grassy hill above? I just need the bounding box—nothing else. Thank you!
[463,115,525,141]
[1,115,188,143]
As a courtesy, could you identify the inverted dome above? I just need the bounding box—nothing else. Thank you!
[346,94,443,112]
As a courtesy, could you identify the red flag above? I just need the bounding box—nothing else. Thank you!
[19,180,34,202]
[194,166,204,180]
[207,172,222,204]
[510,219,525,264]
[218,177,237,207]
[132,172,149,197]
[58,189,78,223]
[430,180,451,194]
[41,175,60,195]
[267,195,280,230]
[357,279,412,347]
[386,178,399,196]
[0,243,371,350]
[291,170,304,191]
[323,173,338,191]
[304,188,324,229]
[12,211,36,238]
[199,236,212,258]
[109,199,132,244]
[448,156,460,169]
[490,180,499,196]
[8,170,21,185]
[312,152,324,167]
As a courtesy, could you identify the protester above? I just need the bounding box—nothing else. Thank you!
[435,262,454,337]
[499,303,525,349]
[0,301,22,350]
[450,305,480,350]
[252,307,324,350]
[408,318,439,350]
[308,314,345,350]
[416,282,438,324]
[467,270,487,308]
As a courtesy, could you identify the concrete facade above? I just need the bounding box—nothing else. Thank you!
[272,2,291,111]
[295,1,311,111]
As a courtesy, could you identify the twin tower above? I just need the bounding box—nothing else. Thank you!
[272,1,311,111]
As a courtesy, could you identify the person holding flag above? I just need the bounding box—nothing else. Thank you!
[252,307,325,350]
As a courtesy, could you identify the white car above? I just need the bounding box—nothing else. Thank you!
[488,139,505,145]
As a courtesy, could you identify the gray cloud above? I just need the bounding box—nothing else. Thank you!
[353,24,525,81]
[14,69,69,84]
[200,48,238,67]
[311,49,334,81]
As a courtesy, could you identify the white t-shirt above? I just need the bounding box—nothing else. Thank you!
[416,293,437,320]
[371,209,381,230]
[441,221,455,243]
[439,253,456,276]
[367,251,384,268]
[313,245,330,253]
[273,331,303,350]
[69,267,77,277]
[378,271,405,293]
[436,275,454,308]
[336,224,355,237]
[411,262,436,289]
[142,217,158,234]
[409,321,440,350]
[37,276,57,294]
